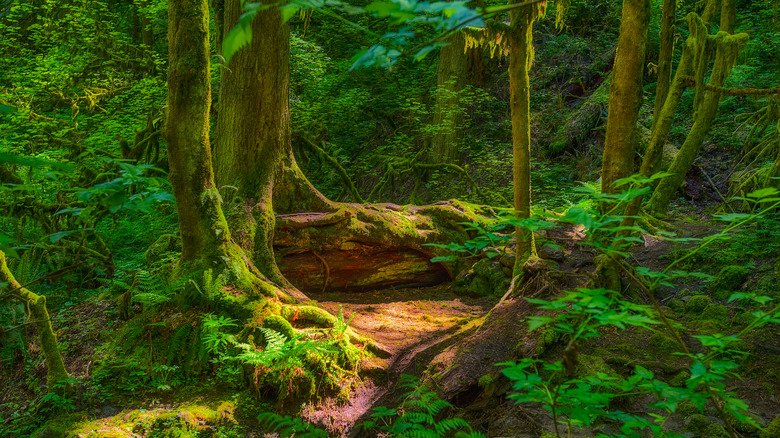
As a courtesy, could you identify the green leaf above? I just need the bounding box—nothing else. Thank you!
[222,12,257,64]
[746,187,779,198]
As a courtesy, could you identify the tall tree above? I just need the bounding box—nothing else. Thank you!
[653,0,676,131]
[508,0,543,273]
[428,32,469,165]
[648,0,748,215]
[214,0,292,288]
[600,0,651,199]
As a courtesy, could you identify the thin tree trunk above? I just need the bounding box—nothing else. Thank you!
[720,0,736,33]
[509,4,537,274]
[0,250,68,390]
[648,31,748,215]
[620,13,704,227]
[653,0,677,131]
[139,0,154,48]
[601,0,651,199]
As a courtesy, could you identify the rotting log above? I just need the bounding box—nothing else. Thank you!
[273,201,496,293]
[278,244,450,293]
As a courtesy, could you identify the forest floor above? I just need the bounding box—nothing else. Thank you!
[301,285,494,436]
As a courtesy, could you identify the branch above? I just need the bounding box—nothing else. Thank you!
[682,75,780,96]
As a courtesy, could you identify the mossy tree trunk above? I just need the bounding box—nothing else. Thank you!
[166,0,234,271]
[429,32,469,165]
[600,0,651,199]
[653,0,677,131]
[0,250,69,390]
[648,1,748,215]
[138,0,154,48]
[213,0,292,288]
[620,13,704,226]
[508,1,542,275]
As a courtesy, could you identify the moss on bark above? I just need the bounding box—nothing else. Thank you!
[600,0,651,199]
[0,250,69,390]
[508,2,541,274]
[648,30,749,215]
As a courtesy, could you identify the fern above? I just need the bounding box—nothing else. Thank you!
[257,412,328,438]
[166,323,193,366]
[131,270,172,309]
[366,375,481,437]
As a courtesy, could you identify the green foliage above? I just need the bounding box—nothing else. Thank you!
[257,412,329,438]
[362,375,484,438]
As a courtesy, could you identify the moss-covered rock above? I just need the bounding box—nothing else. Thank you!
[650,332,680,355]
[455,259,509,297]
[668,370,689,387]
[684,414,711,435]
[667,298,685,313]
[761,416,780,438]
[575,354,622,383]
[710,265,750,300]
[685,295,713,316]
[700,303,730,328]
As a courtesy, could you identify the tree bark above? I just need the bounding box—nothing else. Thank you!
[213,0,295,288]
[429,32,469,164]
[166,0,233,268]
[0,250,69,390]
[648,31,748,215]
[600,0,651,199]
[620,13,704,228]
[653,0,676,132]
[508,1,541,274]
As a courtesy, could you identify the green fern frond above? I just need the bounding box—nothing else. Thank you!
[434,418,470,435]
[402,412,434,425]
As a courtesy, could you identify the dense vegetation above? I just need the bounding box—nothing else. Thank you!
[1,0,779,437]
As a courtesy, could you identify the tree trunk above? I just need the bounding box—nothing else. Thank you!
[648,31,748,215]
[0,250,68,390]
[429,32,469,164]
[508,3,539,274]
[166,0,233,268]
[653,0,676,131]
[620,13,704,227]
[600,0,651,198]
[138,0,154,48]
[213,0,294,288]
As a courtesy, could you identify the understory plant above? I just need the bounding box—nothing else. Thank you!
[494,183,780,437]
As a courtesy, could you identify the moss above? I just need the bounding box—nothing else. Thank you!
[478,374,495,388]
[650,332,680,355]
[699,303,730,328]
[685,295,713,316]
[690,319,722,334]
[667,298,685,313]
[144,234,179,265]
[669,370,689,387]
[761,416,780,438]
[734,310,758,326]
[281,305,337,327]
[575,354,622,382]
[677,400,700,417]
[684,414,710,434]
[710,265,750,300]
[536,327,562,355]
[262,314,295,340]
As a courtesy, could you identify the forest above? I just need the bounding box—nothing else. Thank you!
[1,0,780,437]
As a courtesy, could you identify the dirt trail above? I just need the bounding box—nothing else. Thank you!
[301,284,493,437]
